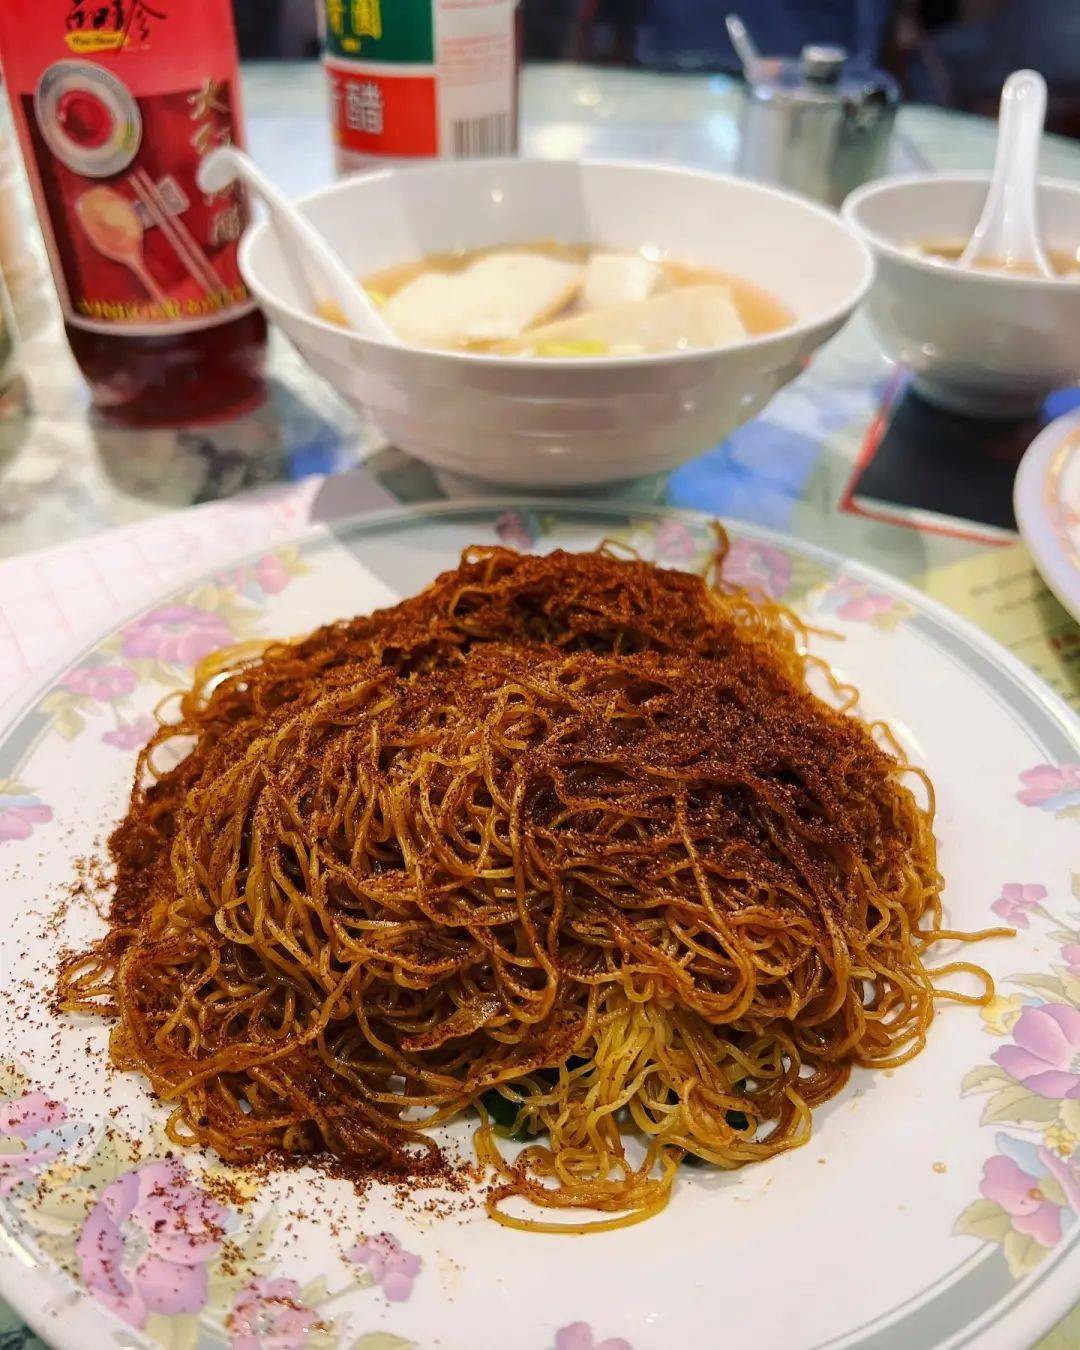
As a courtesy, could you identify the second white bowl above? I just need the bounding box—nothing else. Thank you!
[843,173,1080,417]
[241,158,872,488]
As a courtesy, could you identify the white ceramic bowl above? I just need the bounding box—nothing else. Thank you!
[241,158,872,487]
[843,173,1080,417]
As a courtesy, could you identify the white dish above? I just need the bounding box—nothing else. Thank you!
[1015,410,1080,620]
[0,502,1078,1350]
[843,173,1080,417]
[240,158,873,487]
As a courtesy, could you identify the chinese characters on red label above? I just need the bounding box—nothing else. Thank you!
[1,0,254,334]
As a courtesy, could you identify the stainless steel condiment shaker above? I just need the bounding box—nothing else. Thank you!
[736,45,899,207]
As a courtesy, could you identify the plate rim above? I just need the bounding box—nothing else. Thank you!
[0,497,1077,1350]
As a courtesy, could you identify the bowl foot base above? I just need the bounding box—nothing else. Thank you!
[912,374,1049,420]
[431,466,669,502]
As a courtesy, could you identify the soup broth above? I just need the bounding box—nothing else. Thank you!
[917,237,1080,277]
[352,240,792,356]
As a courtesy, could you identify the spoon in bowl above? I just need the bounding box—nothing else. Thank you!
[197,145,398,342]
[725,15,762,82]
[959,69,1054,278]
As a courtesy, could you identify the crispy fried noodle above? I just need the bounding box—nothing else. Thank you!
[58,540,1006,1232]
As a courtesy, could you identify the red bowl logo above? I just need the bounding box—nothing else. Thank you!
[35,60,142,178]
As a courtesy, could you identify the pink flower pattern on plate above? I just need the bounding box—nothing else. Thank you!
[820,575,896,622]
[228,1276,320,1350]
[76,1159,228,1329]
[1062,943,1080,975]
[346,1232,421,1302]
[0,1090,67,1195]
[554,1322,632,1350]
[720,538,791,600]
[122,606,232,668]
[993,1003,1080,1100]
[980,1153,1065,1247]
[1016,764,1080,812]
[0,796,52,843]
[222,554,293,601]
[991,883,1048,930]
[62,664,137,701]
[253,553,291,596]
[653,519,697,563]
[495,510,539,552]
[102,716,157,752]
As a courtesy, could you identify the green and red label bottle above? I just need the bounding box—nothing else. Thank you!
[322,0,520,173]
[0,0,266,425]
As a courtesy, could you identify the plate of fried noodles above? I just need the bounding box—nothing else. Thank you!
[0,502,1077,1350]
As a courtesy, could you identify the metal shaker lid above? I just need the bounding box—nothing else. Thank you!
[746,44,900,111]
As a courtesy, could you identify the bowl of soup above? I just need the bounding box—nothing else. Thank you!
[241,158,873,487]
[843,173,1080,417]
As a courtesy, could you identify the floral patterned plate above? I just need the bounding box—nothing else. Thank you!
[0,501,1077,1350]
[1015,412,1080,624]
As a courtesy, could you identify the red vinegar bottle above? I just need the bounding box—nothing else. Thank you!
[0,0,266,426]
